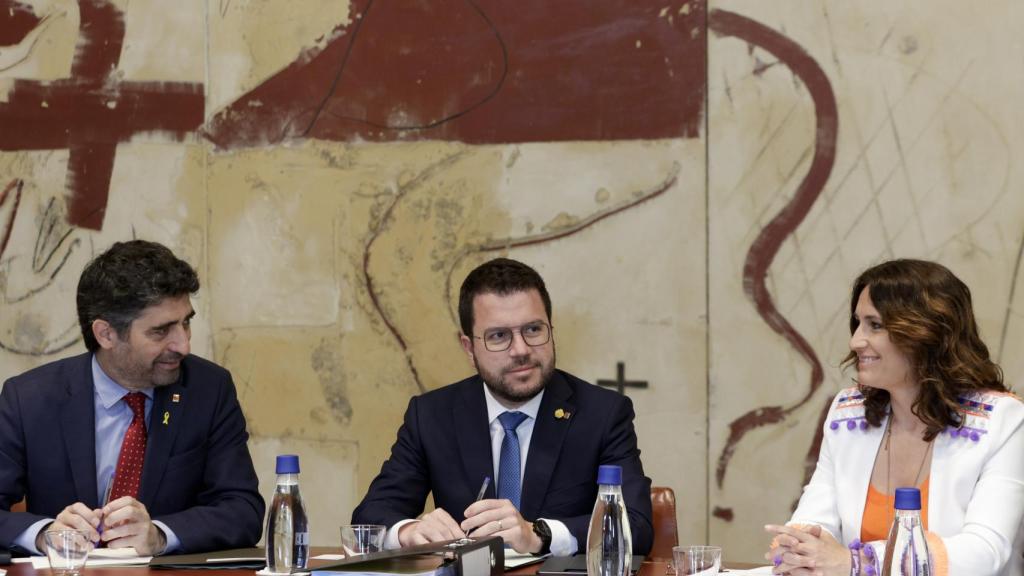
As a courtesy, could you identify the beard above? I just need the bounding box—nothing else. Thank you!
[147,353,184,387]
[476,350,556,404]
[106,346,184,390]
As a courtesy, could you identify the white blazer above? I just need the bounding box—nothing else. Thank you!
[790,387,1024,576]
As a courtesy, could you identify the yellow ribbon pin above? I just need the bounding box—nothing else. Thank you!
[162,411,170,425]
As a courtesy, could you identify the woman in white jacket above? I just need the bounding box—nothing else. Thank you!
[766,259,1023,576]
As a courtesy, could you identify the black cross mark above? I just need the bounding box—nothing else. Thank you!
[596,362,648,395]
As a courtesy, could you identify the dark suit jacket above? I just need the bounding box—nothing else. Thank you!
[351,370,654,555]
[0,353,265,553]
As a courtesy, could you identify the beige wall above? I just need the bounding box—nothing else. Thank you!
[1,0,1022,563]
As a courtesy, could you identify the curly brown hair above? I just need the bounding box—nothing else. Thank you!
[841,259,1006,441]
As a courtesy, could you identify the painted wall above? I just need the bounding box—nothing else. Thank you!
[1,0,1021,562]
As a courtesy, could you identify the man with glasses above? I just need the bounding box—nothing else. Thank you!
[352,258,653,557]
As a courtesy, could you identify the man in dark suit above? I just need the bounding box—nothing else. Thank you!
[352,258,652,557]
[0,240,264,555]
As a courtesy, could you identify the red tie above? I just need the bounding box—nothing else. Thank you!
[109,392,148,501]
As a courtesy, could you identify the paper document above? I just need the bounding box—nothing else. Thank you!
[312,554,348,561]
[503,550,547,569]
[25,547,152,569]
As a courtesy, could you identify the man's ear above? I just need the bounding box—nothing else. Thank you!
[92,319,120,350]
[459,333,475,365]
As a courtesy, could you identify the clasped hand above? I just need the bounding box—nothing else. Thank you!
[764,524,850,576]
[398,498,542,553]
[36,497,166,556]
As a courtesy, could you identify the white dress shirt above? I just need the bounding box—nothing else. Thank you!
[384,384,578,556]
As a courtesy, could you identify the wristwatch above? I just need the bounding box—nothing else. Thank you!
[532,519,552,555]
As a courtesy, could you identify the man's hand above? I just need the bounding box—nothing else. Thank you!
[35,502,103,550]
[398,508,466,547]
[100,496,166,555]
[461,499,542,554]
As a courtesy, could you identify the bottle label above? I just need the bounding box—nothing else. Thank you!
[295,532,309,545]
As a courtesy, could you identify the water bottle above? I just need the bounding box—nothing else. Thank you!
[265,455,309,573]
[586,465,633,576]
[881,487,932,576]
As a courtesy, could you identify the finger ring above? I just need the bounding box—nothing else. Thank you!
[497,520,503,530]
[773,555,782,567]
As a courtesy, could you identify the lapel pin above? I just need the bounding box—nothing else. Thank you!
[162,411,170,425]
[172,394,180,403]
[554,409,571,420]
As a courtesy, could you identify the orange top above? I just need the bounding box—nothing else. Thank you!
[861,476,930,542]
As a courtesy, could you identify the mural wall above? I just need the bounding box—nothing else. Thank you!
[2,0,1022,561]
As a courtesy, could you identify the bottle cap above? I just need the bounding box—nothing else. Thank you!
[596,465,622,485]
[893,487,921,510]
[276,454,300,474]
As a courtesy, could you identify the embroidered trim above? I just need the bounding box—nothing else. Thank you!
[830,388,869,432]
[948,391,1018,442]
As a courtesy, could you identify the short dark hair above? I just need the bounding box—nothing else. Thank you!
[841,259,1006,440]
[77,240,200,352]
[458,258,552,336]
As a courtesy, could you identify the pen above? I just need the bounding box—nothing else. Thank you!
[465,477,493,539]
[475,477,491,501]
[98,472,115,540]
[103,472,115,508]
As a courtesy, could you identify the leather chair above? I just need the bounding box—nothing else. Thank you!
[10,499,25,513]
[649,486,678,560]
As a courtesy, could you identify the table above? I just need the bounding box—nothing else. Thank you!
[2,551,761,576]
[635,559,762,574]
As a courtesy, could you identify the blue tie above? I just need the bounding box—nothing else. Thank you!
[497,411,529,509]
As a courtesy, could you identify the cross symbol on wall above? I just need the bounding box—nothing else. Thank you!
[596,362,648,395]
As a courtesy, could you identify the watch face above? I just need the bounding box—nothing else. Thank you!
[534,519,551,539]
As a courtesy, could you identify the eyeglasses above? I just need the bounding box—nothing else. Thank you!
[474,321,552,352]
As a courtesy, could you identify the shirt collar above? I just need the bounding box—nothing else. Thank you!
[482,379,545,424]
[92,354,154,409]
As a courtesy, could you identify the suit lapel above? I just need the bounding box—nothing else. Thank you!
[454,379,494,503]
[521,372,574,520]
[59,355,99,507]
[138,375,187,506]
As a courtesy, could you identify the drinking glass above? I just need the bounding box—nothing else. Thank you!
[672,545,721,576]
[44,529,93,576]
[340,524,386,557]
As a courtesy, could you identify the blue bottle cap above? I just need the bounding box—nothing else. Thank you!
[893,487,921,510]
[276,454,300,474]
[596,465,622,485]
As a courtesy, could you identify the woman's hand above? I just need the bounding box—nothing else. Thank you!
[764,524,851,576]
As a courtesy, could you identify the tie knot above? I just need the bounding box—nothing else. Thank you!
[498,411,528,432]
[123,392,146,417]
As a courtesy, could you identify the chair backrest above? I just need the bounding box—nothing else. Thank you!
[11,499,26,513]
[649,486,678,560]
